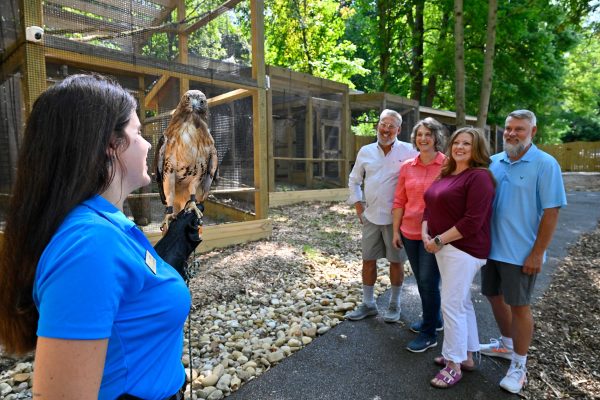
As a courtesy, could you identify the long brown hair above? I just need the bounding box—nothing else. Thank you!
[0,74,136,354]
[440,127,493,178]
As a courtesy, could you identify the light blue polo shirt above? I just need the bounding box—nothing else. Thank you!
[489,144,567,266]
[34,195,190,399]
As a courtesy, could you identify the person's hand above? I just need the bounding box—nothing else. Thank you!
[392,232,403,249]
[423,237,440,254]
[522,251,543,275]
[355,202,365,224]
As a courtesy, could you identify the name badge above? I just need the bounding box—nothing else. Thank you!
[145,250,157,274]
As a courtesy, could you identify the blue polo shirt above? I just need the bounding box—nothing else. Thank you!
[488,145,567,265]
[34,195,190,399]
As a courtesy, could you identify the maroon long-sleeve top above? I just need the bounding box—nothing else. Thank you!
[423,168,495,259]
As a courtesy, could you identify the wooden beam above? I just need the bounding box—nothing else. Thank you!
[45,0,157,26]
[305,97,314,187]
[252,88,268,219]
[44,47,258,90]
[143,88,253,124]
[207,88,251,107]
[21,0,46,116]
[269,188,349,207]
[183,0,244,34]
[203,199,256,222]
[266,87,275,192]
[267,65,347,92]
[144,75,170,108]
[341,90,350,183]
[250,0,268,217]
[145,219,272,252]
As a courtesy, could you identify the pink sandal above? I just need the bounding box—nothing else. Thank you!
[433,356,476,372]
[430,366,463,389]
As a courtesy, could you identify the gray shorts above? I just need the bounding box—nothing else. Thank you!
[481,259,537,306]
[361,216,406,263]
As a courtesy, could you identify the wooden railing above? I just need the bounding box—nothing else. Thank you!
[538,141,600,172]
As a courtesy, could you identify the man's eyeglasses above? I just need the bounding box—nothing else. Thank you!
[378,122,398,130]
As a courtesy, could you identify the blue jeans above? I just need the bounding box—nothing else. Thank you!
[402,235,441,338]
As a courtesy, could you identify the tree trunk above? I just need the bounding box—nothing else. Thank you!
[425,9,451,107]
[476,0,498,129]
[377,0,392,92]
[454,0,466,127]
[410,0,425,102]
[292,0,313,75]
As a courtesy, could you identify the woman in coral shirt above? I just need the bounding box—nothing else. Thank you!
[392,118,447,353]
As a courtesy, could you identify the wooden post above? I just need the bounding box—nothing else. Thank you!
[20,0,46,116]
[266,82,275,192]
[251,0,268,218]
[341,90,350,185]
[305,97,314,187]
[177,0,189,94]
[128,76,152,225]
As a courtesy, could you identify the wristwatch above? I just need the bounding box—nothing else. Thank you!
[434,235,444,248]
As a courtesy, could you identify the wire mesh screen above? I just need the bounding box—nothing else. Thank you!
[0,0,260,230]
[0,72,23,225]
[41,0,252,81]
[271,88,346,191]
[350,94,420,145]
[0,0,21,54]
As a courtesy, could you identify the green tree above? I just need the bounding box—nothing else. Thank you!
[557,31,600,142]
[264,0,368,86]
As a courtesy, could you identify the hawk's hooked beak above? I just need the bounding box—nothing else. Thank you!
[191,98,206,112]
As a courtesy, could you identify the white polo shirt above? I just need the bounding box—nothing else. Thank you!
[348,139,418,225]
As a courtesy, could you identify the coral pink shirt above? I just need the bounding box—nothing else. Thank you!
[392,152,446,240]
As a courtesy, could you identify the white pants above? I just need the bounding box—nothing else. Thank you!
[435,244,486,363]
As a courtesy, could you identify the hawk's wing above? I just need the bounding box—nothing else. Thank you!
[200,145,218,197]
[154,133,167,205]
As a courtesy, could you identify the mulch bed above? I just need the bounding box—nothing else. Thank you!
[523,224,600,399]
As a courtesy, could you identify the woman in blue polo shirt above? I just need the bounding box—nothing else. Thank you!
[0,74,190,399]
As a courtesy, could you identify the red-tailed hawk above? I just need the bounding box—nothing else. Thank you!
[155,90,218,232]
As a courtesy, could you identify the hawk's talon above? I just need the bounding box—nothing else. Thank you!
[160,213,176,235]
[184,200,204,220]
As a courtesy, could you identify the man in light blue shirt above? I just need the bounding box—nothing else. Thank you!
[346,109,418,323]
[480,110,567,394]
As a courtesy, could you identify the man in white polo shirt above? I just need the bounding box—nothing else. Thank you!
[346,109,418,322]
[480,109,567,394]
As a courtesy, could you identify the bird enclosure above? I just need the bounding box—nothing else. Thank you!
[0,0,271,250]
[266,65,352,206]
[350,92,420,160]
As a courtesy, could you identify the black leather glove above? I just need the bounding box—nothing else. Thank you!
[154,208,202,281]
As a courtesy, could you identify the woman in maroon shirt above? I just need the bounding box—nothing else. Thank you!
[422,127,495,389]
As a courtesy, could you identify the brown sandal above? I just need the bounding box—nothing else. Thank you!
[433,356,476,372]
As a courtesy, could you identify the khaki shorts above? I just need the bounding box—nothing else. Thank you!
[481,259,537,306]
[361,216,407,263]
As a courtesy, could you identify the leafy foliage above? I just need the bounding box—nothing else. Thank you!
[136,0,598,143]
[264,0,368,86]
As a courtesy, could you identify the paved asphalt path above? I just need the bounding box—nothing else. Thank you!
[229,191,600,400]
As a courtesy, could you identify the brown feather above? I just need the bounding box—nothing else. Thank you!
[159,90,217,215]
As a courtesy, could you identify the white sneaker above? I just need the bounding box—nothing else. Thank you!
[500,362,527,394]
[480,337,513,360]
